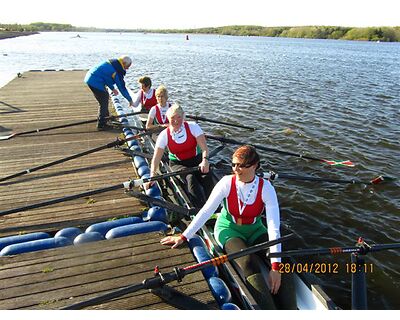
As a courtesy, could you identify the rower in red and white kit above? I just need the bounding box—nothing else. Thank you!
[147,103,214,208]
[145,85,171,130]
[160,145,297,310]
[131,76,158,112]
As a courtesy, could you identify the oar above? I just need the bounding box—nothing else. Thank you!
[260,172,394,185]
[0,167,202,217]
[213,164,394,185]
[186,115,255,131]
[61,233,294,309]
[0,111,146,141]
[0,127,163,183]
[206,134,355,167]
[267,239,400,258]
[109,121,148,131]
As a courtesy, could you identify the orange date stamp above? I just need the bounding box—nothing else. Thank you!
[278,262,374,274]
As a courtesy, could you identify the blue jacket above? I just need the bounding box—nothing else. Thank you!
[84,59,133,102]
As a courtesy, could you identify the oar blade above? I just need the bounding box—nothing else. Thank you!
[322,159,355,167]
[0,132,15,140]
[370,175,396,185]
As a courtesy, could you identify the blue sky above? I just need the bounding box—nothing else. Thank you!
[1,0,399,29]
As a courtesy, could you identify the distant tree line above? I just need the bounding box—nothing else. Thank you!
[1,23,399,42]
[158,25,400,42]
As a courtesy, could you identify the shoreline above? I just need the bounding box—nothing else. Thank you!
[0,31,38,40]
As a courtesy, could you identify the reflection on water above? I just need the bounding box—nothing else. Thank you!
[0,32,399,309]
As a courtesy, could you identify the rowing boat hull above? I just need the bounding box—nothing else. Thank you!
[110,95,338,310]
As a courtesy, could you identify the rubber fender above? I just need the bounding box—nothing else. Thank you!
[0,237,72,256]
[0,232,50,251]
[125,133,135,140]
[130,144,142,152]
[73,232,105,245]
[122,128,133,136]
[145,184,161,197]
[105,221,168,239]
[141,173,151,180]
[207,276,232,306]
[142,207,169,224]
[133,156,147,169]
[85,216,143,237]
[54,227,82,242]
[188,235,219,279]
[127,139,139,148]
[137,165,150,177]
[221,303,240,310]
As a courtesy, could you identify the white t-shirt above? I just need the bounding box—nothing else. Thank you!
[131,88,155,109]
[155,121,204,150]
[183,175,282,263]
[148,103,170,124]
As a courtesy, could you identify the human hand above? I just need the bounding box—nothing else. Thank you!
[144,180,155,190]
[129,101,134,107]
[112,88,119,95]
[267,270,281,294]
[199,159,209,174]
[160,235,185,248]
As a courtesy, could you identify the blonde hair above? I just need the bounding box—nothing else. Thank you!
[119,55,132,69]
[166,103,184,119]
[156,85,168,99]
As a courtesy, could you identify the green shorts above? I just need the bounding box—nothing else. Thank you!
[214,210,267,248]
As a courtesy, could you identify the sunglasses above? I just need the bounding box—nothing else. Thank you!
[231,162,253,169]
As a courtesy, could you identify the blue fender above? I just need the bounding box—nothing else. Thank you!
[142,207,169,224]
[105,221,168,239]
[122,128,133,136]
[188,235,219,279]
[207,276,232,306]
[73,232,105,245]
[0,237,72,256]
[130,144,142,152]
[221,302,240,310]
[85,216,143,237]
[145,185,161,197]
[133,156,147,169]
[54,227,82,242]
[137,165,150,177]
[128,139,139,148]
[0,232,50,251]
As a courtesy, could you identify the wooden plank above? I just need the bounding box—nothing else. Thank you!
[0,233,218,310]
[0,71,144,237]
[0,71,218,310]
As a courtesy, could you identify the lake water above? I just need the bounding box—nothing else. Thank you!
[0,32,399,310]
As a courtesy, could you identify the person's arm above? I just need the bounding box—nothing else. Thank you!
[196,134,210,174]
[160,176,231,248]
[263,179,282,294]
[150,147,164,178]
[114,74,133,104]
[130,90,143,111]
[146,107,156,129]
[189,122,209,174]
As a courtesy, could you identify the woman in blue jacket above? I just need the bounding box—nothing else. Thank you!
[84,56,134,130]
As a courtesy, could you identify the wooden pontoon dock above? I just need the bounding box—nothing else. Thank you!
[0,71,218,309]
